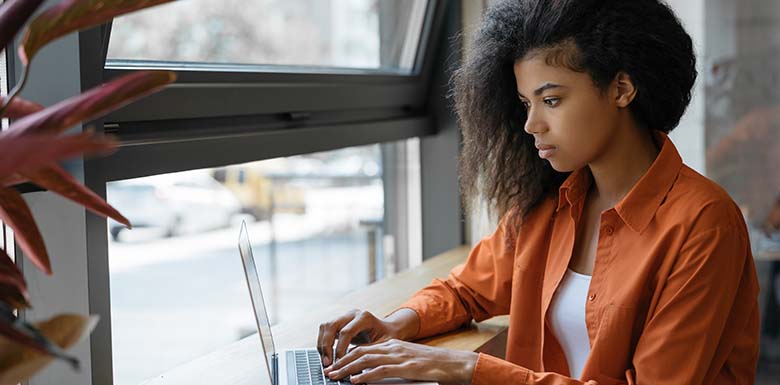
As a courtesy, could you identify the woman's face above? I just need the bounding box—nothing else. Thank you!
[513,54,622,172]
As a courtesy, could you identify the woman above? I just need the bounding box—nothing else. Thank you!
[318,0,760,384]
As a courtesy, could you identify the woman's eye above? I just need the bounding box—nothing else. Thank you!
[520,101,531,110]
[543,97,560,107]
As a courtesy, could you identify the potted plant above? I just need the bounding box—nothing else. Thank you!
[0,0,177,382]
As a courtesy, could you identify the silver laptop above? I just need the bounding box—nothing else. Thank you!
[238,222,437,385]
[238,222,352,385]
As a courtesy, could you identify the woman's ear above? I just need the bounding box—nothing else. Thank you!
[613,72,638,108]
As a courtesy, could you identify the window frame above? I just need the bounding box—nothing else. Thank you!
[99,0,441,124]
[87,0,447,184]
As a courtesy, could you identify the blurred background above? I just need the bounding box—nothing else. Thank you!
[703,1,780,381]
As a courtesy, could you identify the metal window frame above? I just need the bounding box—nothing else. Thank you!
[99,0,441,124]
[88,0,447,183]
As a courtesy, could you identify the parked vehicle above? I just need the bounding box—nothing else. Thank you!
[107,170,242,241]
[211,166,306,220]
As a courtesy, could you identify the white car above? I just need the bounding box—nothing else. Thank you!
[107,170,242,241]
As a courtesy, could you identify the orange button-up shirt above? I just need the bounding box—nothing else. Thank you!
[399,131,760,385]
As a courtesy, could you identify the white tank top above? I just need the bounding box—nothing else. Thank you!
[548,268,592,379]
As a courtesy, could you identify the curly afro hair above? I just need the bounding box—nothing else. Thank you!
[453,0,697,221]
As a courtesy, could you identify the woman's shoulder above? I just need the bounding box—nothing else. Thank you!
[660,164,746,234]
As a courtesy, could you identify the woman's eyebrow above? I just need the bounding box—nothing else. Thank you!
[517,83,566,98]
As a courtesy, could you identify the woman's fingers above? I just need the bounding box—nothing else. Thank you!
[333,311,377,360]
[325,340,403,376]
[332,340,401,370]
[333,318,361,361]
[324,345,364,374]
[317,323,335,366]
[327,354,402,381]
[317,310,360,366]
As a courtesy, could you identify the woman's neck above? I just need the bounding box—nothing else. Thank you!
[587,124,660,209]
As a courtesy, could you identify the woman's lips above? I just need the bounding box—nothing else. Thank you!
[536,144,557,159]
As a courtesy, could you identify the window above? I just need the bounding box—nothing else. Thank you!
[99,0,442,145]
[2,1,457,383]
[106,142,416,385]
[107,0,429,74]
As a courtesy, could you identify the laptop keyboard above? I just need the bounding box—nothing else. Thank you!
[293,349,353,385]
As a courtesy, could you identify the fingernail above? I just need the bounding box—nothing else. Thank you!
[323,357,331,366]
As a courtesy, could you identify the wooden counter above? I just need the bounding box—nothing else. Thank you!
[141,245,509,385]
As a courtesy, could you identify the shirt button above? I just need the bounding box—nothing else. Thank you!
[588,293,596,301]
[604,226,614,235]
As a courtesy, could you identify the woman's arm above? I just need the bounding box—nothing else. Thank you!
[324,212,520,383]
[395,212,518,340]
[317,211,519,367]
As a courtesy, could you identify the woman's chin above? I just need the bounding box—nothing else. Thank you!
[547,160,577,173]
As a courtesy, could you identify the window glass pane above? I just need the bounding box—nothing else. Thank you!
[107,144,391,385]
[106,0,429,73]
[703,0,780,382]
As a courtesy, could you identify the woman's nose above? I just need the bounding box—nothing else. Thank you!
[523,108,548,135]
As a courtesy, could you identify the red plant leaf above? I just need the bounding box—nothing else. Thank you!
[0,284,28,310]
[19,0,175,65]
[5,71,176,138]
[0,188,51,275]
[22,165,130,228]
[0,96,44,119]
[1,174,28,188]
[0,133,116,182]
[0,0,44,52]
[0,249,29,309]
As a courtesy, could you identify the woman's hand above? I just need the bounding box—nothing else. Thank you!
[317,308,419,366]
[323,339,478,385]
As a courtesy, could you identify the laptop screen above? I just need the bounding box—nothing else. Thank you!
[238,222,278,383]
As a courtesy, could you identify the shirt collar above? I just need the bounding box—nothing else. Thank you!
[556,130,683,234]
